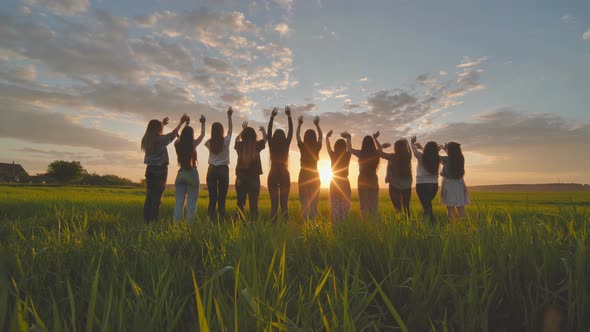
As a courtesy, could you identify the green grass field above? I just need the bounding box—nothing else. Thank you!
[1,186,589,331]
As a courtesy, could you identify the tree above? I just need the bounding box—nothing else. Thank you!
[46,160,85,184]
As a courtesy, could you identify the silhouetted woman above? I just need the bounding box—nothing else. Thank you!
[173,115,206,222]
[205,107,233,221]
[234,122,267,221]
[378,138,413,214]
[267,106,293,222]
[141,114,188,223]
[296,115,323,220]
[440,142,470,219]
[327,130,352,223]
[351,132,380,219]
[410,136,440,223]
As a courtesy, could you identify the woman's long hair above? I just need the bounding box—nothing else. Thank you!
[209,122,224,154]
[393,139,412,177]
[359,135,379,173]
[303,129,317,149]
[239,127,258,166]
[141,119,163,154]
[331,139,350,177]
[446,142,465,178]
[175,126,196,169]
[270,128,288,166]
[422,141,440,176]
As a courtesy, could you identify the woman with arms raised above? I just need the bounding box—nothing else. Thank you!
[378,138,413,214]
[205,107,233,221]
[326,130,352,223]
[267,106,293,222]
[351,132,381,219]
[410,136,440,223]
[296,115,323,220]
[141,113,189,223]
[234,122,267,221]
[173,115,206,223]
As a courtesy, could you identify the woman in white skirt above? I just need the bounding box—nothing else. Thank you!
[439,142,470,219]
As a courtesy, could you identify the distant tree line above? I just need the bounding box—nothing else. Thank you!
[25,160,140,186]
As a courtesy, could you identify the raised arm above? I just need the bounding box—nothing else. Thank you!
[296,115,303,145]
[326,130,334,158]
[166,114,189,139]
[410,136,422,159]
[258,126,268,143]
[226,106,233,137]
[341,131,352,154]
[314,116,323,149]
[194,115,206,147]
[285,106,293,143]
[268,107,278,142]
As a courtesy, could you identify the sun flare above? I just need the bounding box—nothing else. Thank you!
[318,161,332,188]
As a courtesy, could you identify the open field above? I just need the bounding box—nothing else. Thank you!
[1,186,590,331]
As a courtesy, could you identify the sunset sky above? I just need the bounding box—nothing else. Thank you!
[1,0,589,187]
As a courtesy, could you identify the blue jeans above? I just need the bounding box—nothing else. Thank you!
[174,168,200,222]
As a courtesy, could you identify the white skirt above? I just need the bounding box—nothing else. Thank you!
[440,177,470,206]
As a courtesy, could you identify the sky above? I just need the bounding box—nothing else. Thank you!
[1,0,589,187]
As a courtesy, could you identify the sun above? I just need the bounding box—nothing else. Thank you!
[318,160,332,188]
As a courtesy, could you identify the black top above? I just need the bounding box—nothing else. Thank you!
[235,140,266,176]
[268,116,293,169]
[298,141,321,171]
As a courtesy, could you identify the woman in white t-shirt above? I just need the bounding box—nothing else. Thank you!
[205,107,233,221]
[410,136,440,223]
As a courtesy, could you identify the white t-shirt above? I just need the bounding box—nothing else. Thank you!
[206,135,232,166]
[411,143,438,184]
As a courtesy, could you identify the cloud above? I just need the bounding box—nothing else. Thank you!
[22,0,89,16]
[456,56,488,68]
[584,28,590,40]
[426,107,590,181]
[439,70,447,76]
[560,14,576,24]
[359,77,368,82]
[0,105,136,151]
[274,23,290,36]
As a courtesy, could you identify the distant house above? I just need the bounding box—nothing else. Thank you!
[0,162,29,182]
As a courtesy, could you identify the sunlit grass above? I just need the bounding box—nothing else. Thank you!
[0,186,589,330]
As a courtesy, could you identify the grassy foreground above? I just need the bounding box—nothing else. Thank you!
[0,186,589,331]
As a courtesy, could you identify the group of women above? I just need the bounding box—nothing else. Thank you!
[140,107,470,224]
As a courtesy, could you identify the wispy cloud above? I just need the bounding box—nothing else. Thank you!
[456,56,488,68]
[584,28,590,40]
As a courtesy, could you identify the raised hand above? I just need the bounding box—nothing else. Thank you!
[259,126,265,132]
[416,143,423,150]
[199,115,206,124]
[162,117,170,126]
[271,107,279,117]
[373,131,380,139]
[242,121,248,129]
[327,130,333,137]
[227,106,233,116]
[313,115,320,126]
[298,115,303,125]
[340,131,351,139]
[285,106,291,117]
[411,136,417,144]
[382,142,392,149]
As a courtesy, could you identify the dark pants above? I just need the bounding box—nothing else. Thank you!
[358,173,379,219]
[389,185,411,214]
[235,174,261,221]
[207,165,229,221]
[268,167,290,222]
[416,183,438,222]
[144,165,168,223]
